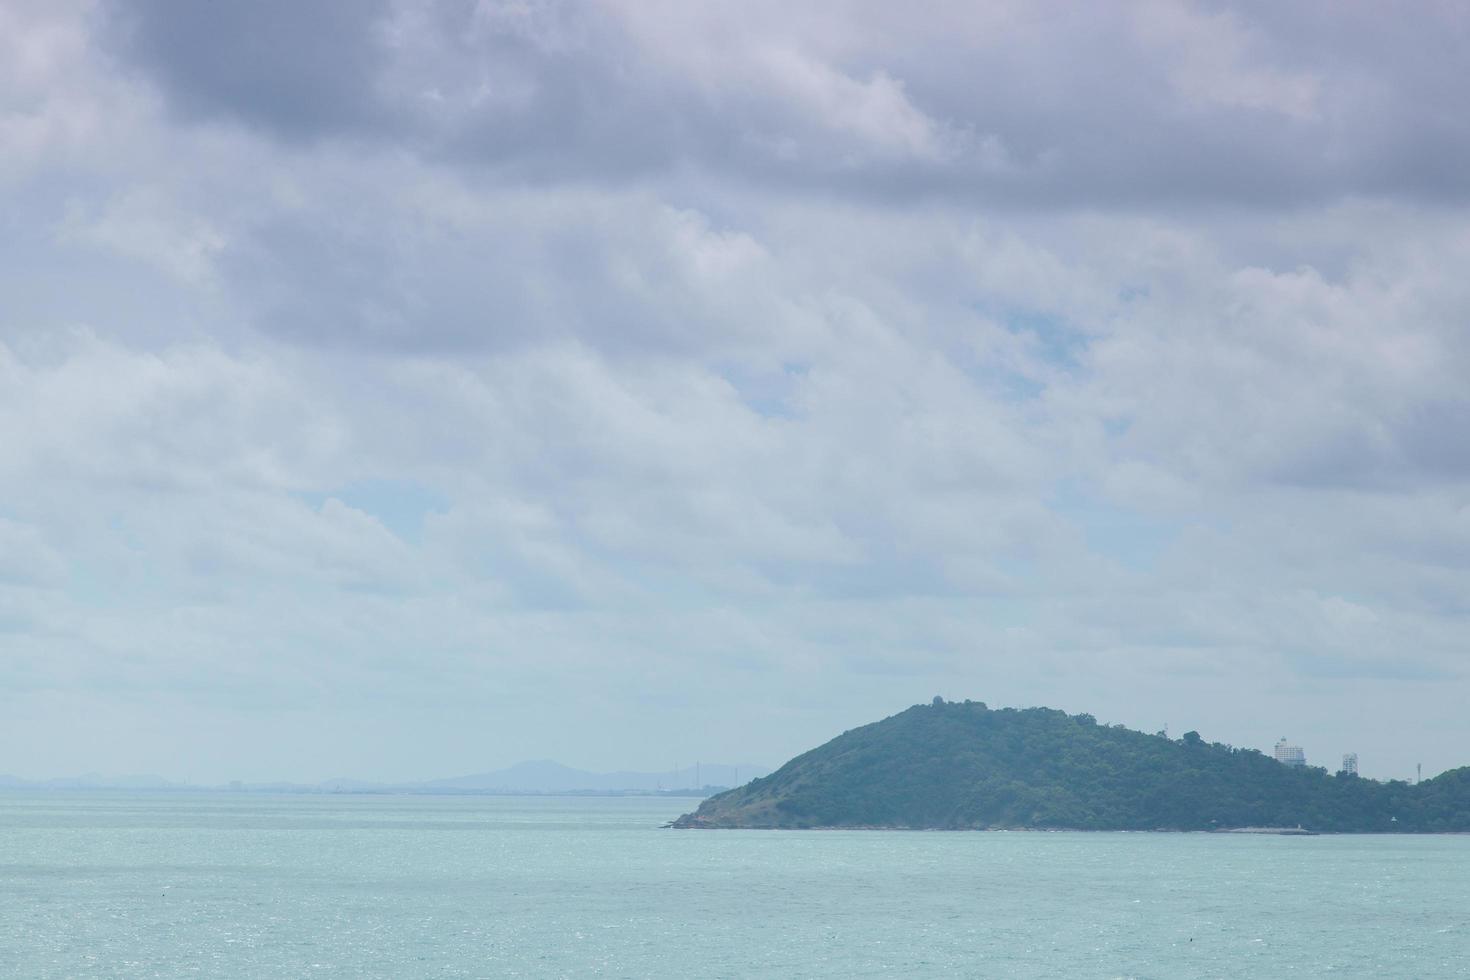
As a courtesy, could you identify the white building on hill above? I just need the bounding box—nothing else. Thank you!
[1274,738,1306,767]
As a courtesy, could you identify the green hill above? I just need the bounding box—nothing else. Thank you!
[673,700,1470,832]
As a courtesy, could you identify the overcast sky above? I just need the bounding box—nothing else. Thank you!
[3,0,1469,783]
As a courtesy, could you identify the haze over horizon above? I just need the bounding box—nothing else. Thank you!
[3,1,1469,785]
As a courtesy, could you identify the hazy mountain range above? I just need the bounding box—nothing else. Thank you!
[0,761,769,796]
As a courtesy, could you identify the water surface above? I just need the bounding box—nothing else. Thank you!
[2,792,1467,977]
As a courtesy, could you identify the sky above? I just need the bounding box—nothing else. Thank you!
[2,0,1469,784]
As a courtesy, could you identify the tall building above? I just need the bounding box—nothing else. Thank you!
[1341,753,1359,776]
[1274,738,1306,767]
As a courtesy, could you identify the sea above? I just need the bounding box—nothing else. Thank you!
[1,792,1467,978]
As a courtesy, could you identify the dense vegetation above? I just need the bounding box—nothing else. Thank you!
[674,700,1470,832]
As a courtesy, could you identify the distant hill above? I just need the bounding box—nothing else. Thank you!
[421,760,766,794]
[0,762,769,796]
[674,700,1470,832]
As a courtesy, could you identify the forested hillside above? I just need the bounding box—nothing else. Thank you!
[674,700,1470,831]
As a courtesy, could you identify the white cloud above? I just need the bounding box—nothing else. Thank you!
[60,187,226,285]
[1133,0,1321,119]
[0,0,1467,783]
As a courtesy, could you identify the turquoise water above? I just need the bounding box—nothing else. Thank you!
[1,793,1467,978]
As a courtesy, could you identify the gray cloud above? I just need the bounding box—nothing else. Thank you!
[105,0,393,139]
[101,0,1470,205]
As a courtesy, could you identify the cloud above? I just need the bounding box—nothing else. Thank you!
[1,1,1468,782]
[98,0,1470,205]
[106,0,393,140]
[0,518,67,588]
[1132,0,1320,120]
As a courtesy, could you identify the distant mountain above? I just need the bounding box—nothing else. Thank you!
[0,762,769,796]
[421,760,765,793]
[674,700,1470,832]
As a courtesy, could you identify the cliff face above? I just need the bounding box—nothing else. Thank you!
[674,701,1470,831]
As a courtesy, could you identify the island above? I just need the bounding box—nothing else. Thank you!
[672,700,1470,832]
